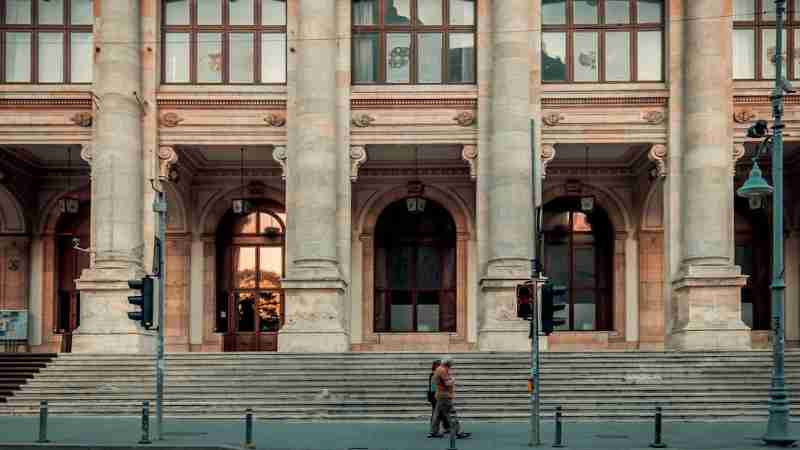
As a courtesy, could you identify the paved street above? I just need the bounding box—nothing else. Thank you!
[0,416,796,450]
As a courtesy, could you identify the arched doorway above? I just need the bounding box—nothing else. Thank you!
[215,203,286,351]
[734,199,771,330]
[54,204,90,353]
[542,198,614,331]
[374,199,457,333]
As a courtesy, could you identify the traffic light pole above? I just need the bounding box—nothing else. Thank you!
[530,286,541,447]
[153,189,167,441]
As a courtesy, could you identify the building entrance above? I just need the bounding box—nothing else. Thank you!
[55,205,90,353]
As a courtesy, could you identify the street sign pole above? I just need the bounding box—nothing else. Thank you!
[153,188,167,440]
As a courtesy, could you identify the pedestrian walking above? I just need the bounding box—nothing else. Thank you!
[429,356,471,439]
[428,359,450,436]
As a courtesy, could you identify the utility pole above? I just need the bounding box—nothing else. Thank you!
[153,186,167,441]
[529,118,541,447]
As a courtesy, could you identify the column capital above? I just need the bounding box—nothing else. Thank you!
[461,144,478,180]
[732,143,746,176]
[80,143,93,166]
[541,144,556,179]
[350,145,367,182]
[272,145,288,180]
[648,144,668,178]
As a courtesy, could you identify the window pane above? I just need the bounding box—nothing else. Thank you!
[448,32,475,82]
[6,0,31,24]
[796,0,800,21]
[417,247,442,290]
[70,33,93,83]
[417,292,440,332]
[762,29,787,79]
[574,291,596,331]
[71,0,93,24]
[388,247,412,289]
[390,291,413,331]
[733,29,756,79]
[574,247,596,286]
[448,0,474,25]
[386,33,411,83]
[164,33,190,83]
[795,30,800,79]
[198,32,223,83]
[38,0,63,24]
[762,1,776,22]
[386,0,410,24]
[236,292,255,331]
[38,33,64,83]
[234,247,257,288]
[5,32,31,82]
[257,292,281,332]
[542,0,565,24]
[734,0,756,21]
[262,0,286,25]
[605,32,630,81]
[262,33,286,83]
[230,33,254,83]
[574,0,598,24]
[605,0,629,24]
[165,0,190,25]
[353,32,379,83]
[418,33,442,83]
[197,0,222,25]
[637,0,662,23]
[637,30,662,80]
[229,0,254,25]
[574,32,598,82]
[418,0,442,25]
[542,32,567,81]
[353,0,378,25]
[258,247,282,288]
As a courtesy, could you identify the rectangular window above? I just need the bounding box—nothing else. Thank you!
[353,32,379,83]
[354,0,379,25]
[734,0,800,79]
[637,30,662,81]
[605,31,630,81]
[637,0,662,22]
[198,0,222,25]
[38,33,64,83]
[762,28,787,79]
[5,32,31,82]
[230,33,254,84]
[71,0,93,25]
[6,0,32,24]
[70,32,93,83]
[165,32,191,83]
[197,32,223,83]
[229,0,255,25]
[543,0,566,25]
[574,0,598,25]
[418,33,442,83]
[605,0,630,24]
[449,0,474,25]
[386,0,410,24]
[542,32,567,82]
[448,32,474,83]
[261,33,286,83]
[262,0,286,26]
[386,33,411,83]
[166,0,190,25]
[734,29,756,79]
[574,32,598,82]
[418,0,442,25]
[38,0,64,24]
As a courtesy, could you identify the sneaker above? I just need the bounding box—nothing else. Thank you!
[427,433,444,438]
[456,432,472,439]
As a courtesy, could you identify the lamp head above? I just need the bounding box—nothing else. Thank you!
[737,162,774,199]
[747,120,770,139]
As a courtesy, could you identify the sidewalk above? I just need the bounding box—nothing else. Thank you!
[0,416,795,450]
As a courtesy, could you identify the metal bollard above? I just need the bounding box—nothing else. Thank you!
[553,406,564,448]
[649,406,667,448]
[447,425,457,450]
[139,400,151,445]
[243,408,255,449]
[37,400,49,443]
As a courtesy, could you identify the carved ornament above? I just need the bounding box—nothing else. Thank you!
[272,146,288,180]
[461,145,478,180]
[541,144,556,179]
[543,113,564,127]
[8,257,20,272]
[350,146,368,182]
[80,144,93,166]
[263,113,286,127]
[733,108,757,124]
[158,146,179,180]
[159,112,184,128]
[732,144,746,176]
[642,110,666,124]
[453,111,476,127]
[69,111,93,127]
[648,144,668,178]
[352,113,376,128]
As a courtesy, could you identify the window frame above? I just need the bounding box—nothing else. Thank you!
[1,0,93,84]
[351,0,477,85]
[161,0,287,85]
[733,0,800,80]
[541,0,665,84]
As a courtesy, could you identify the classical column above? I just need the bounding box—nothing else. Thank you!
[477,0,534,351]
[668,0,749,350]
[73,0,151,353]
[279,0,348,352]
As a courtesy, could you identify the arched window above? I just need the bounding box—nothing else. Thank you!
[374,198,456,332]
[216,206,286,351]
[542,198,613,331]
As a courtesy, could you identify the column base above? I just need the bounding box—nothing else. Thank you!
[477,277,531,351]
[666,265,751,351]
[278,278,349,353]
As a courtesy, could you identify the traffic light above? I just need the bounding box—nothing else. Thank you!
[516,281,534,319]
[541,281,567,335]
[128,276,154,329]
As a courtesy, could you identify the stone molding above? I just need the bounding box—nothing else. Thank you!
[733,108,757,124]
[69,111,93,127]
[542,97,668,107]
[0,97,91,109]
[648,144,668,178]
[359,167,469,177]
[735,95,800,105]
[351,113,376,128]
[642,110,666,124]
[272,146,287,180]
[158,146,179,180]
[461,145,477,180]
[351,98,477,109]
[263,112,286,127]
[160,112,184,127]
[350,146,367,182]
[543,112,564,127]
[80,143,93,166]
[453,111,476,127]
[732,144,746,176]
[157,98,286,109]
[541,144,556,179]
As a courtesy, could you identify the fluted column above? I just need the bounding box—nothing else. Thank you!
[668,0,749,350]
[279,0,348,352]
[73,0,151,353]
[478,0,534,351]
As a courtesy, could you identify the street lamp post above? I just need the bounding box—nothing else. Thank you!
[737,1,796,445]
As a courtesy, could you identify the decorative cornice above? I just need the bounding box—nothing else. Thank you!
[733,108,757,123]
[648,144,668,178]
[453,111,476,127]
[542,97,668,107]
[0,98,91,109]
[157,98,286,109]
[350,146,368,182]
[360,167,470,177]
[197,168,283,178]
[541,144,556,179]
[158,146,179,180]
[732,144,746,176]
[69,111,93,127]
[272,146,287,180]
[160,112,184,128]
[543,113,564,127]
[642,110,666,124]
[263,112,286,127]
[735,95,800,105]
[351,98,477,109]
[547,166,633,177]
[461,145,477,180]
[352,113,376,128]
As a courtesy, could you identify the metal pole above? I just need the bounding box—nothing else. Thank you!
[553,406,564,448]
[243,409,255,449]
[140,400,151,445]
[448,426,457,450]
[154,190,167,441]
[37,400,49,443]
[650,406,666,448]
[529,119,541,447]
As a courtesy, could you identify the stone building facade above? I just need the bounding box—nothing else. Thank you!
[1,0,800,353]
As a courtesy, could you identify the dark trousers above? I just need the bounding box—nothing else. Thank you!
[430,399,451,433]
[431,397,459,435]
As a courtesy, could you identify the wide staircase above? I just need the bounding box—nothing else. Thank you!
[1,351,799,421]
[0,353,57,403]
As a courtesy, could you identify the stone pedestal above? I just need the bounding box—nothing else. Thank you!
[278,279,348,353]
[73,268,154,353]
[478,278,530,352]
[667,265,750,350]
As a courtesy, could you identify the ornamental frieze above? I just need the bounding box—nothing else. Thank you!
[69,111,93,127]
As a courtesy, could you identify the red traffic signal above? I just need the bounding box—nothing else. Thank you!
[516,281,534,319]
